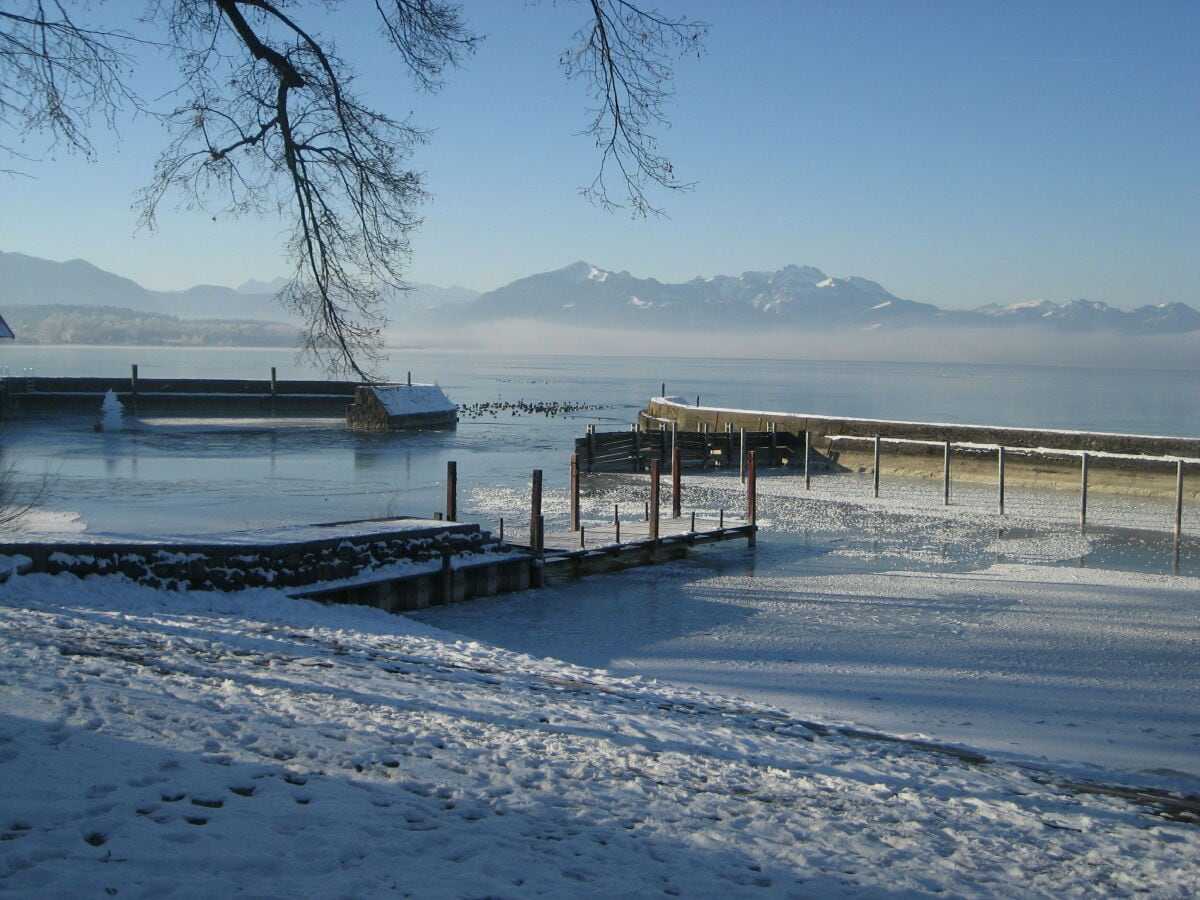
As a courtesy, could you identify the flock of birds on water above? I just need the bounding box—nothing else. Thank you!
[457,399,613,420]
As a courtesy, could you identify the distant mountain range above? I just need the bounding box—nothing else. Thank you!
[2,251,1197,337]
[0,251,480,323]
[469,262,1200,335]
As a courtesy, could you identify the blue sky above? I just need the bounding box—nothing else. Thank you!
[1,0,1196,310]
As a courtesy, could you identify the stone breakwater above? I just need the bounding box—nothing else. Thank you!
[641,398,1200,500]
[0,520,501,592]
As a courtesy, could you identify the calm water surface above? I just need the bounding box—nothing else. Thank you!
[1,346,1196,554]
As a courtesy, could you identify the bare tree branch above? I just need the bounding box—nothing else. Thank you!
[562,0,706,216]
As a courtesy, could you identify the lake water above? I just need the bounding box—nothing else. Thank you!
[1,345,1196,576]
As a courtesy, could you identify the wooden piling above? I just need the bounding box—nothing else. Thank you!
[587,424,596,474]
[131,364,139,395]
[615,504,621,543]
[739,428,747,483]
[873,436,881,498]
[804,430,811,491]
[446,460,457,523]
[649,459,661,544]
[1080,453,1089,530]
[531,469,543,552]
[570,453,580,531]
[998,447,1006,516]
[270,366,277,395]
[943,441,951,506]
[1176,460,1185,542]
[672,446,682,518]
[747,452,758,547]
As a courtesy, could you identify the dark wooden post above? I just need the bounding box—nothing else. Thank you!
[739,428,747,483]
[872,436,881,498]
[649,459,661,544]
[614,503,621,543]
[445,460,457,522]
[633,425,642,473]
[570,453,580,531]
[407,371,412,386]
[769,423,778,468]
[804,430,811,491]
[270,366,277,395]
[998,447,1006,516]
[1175,460,1185,542]
[672,445,682,518]
[131,364,139,395]
[943,441,952,506]
[1080,453,1089,530]
[587,424,596,474]
[531,469,542,552]
[747,451,758,547]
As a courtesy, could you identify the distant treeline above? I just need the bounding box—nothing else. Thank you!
[3,305,301,347]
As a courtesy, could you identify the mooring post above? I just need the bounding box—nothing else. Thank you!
[530,469,543,552]
[1080,453,1090,531]
[1175,460,1184,542]
[747,451,758,547]
[661,381,666,397]
[649,459,661,544]
[998,446,1007,516]
[407,371,412,387]
[739,428,747,483]
[579,525,586,549]
[873,436,881,498]
[804,430,811,491]
[614,504,621,543]
[570,453,580,531]
[719,508,724,529]
[690,511,696,532]
[943,441,952,506]
[499,517,505,542]
[672,445,682,518]
[587,424,596,474]
[446,460,457,523]
[131,364,139,395]
[270,366,277,395]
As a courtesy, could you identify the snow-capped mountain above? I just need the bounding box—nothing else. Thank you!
[470,262,1198,334]
[473,262,944,329]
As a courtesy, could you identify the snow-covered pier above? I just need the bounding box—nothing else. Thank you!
[639,396,1198,536]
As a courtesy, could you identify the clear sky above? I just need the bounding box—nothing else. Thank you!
[1,0,1197,310]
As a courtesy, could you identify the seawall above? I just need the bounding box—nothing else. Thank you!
[641,398,1200,500]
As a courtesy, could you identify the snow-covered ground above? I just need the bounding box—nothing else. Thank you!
[2,468,1198,896]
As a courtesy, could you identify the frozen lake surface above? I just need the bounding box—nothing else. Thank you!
[3,346,1198,790]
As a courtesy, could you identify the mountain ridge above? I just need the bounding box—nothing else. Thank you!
[2,251,1196,336]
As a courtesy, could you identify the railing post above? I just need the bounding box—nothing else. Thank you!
[998,447,1006,516]
[1175,460,1185,543]
[672,445,682,518]
[649,459,661,544]
[747,451,758,547]
[943,441,952,506]
[570,453,580,531]
[446,460,457,522]
[873,436,881,498]
[739,428,747,483]
[804,430,811,490]
[1080,453,1089,531]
